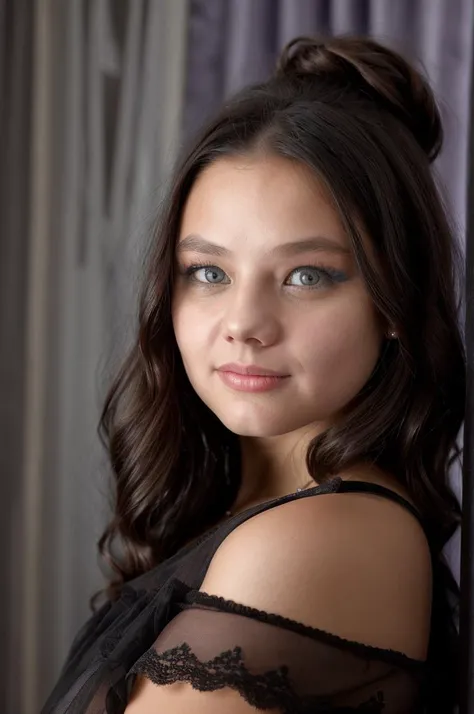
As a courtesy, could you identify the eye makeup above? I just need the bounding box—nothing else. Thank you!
[177,261,349,291]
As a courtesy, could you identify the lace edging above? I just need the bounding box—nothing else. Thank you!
[129,644,386,713]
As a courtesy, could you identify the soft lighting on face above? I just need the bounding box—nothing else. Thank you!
[172,154,383,440]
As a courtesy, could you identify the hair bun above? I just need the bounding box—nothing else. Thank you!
[275,36,443,162]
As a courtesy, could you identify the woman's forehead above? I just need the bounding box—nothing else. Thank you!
[177,154,380,268]
[179,155,349,246]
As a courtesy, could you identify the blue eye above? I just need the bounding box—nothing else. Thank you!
[184,265,229,284]
[179,262,348,289]
[285,265,348,289]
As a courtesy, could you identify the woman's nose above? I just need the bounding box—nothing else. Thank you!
[222,286,281,347]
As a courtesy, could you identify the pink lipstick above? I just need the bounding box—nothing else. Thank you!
[216,363,290,393]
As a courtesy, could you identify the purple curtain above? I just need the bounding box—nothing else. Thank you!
[184,0,473,238]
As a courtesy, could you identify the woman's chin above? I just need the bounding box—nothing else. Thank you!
[215,409,311,439]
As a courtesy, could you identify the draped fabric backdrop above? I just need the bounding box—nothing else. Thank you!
[0,0,34,709]
[0,1,472,712]
[1,1,189,712]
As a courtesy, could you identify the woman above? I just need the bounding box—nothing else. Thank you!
[42,35,465,713]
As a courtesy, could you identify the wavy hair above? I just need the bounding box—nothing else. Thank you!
[93,36,465,711]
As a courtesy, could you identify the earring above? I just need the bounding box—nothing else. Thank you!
[388,329,398,339]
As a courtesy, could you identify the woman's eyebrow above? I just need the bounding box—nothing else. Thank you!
[177,234,351,257]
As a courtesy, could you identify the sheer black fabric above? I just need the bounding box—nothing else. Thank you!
[129,587,427,713]
[40,477,442,714]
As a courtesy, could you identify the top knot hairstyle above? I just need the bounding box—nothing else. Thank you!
[275,36,443,162]
[96,36,465,712]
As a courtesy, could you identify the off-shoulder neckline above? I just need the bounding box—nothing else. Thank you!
[163,579,428,671]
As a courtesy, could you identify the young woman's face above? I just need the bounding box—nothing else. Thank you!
[172,154,385,438]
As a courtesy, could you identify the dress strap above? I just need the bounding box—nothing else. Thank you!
[318,478,431,544]
[335,479,425,525]
[191,476,432,587]
[191,477,340,552]
[235,477,429,542]
[194,476,429,564]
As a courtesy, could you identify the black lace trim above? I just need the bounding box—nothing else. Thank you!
[181,591,427,671]
[129,644,386,713]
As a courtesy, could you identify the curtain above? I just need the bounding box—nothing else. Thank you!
[0,1,189,712]
[0,1,34,712]
[185,0,473,242]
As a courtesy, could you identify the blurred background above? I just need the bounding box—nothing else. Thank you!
[1,1,473,712]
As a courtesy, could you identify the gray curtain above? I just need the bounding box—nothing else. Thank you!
[183,0,473,587]
[1,1,188,712]
[0,1,34,712]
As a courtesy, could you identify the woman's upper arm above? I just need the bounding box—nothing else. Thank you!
[124,490,432,713]
[200,490,432,659]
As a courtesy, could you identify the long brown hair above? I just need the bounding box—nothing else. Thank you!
[93,36,465,709]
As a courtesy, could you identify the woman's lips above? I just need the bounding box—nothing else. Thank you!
[216,370,290,393]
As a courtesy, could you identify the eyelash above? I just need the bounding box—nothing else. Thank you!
[178,261,347,290]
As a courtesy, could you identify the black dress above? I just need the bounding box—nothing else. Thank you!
[41,477,439,713]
